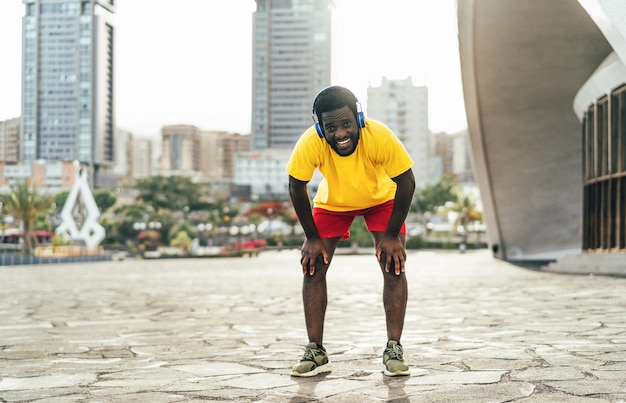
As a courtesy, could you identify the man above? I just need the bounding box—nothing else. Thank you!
[286,86,415,377]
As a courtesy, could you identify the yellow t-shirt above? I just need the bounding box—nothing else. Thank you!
[286,118,414,211]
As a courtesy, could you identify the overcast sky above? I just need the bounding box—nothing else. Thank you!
[0,0,467,139]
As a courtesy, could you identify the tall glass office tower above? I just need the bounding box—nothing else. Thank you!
[251,0,333,150]
[20,0,115,186]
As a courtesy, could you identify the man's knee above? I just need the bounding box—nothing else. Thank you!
[304,255,329,279]
[315,256,330,275]
[382,267,406,282]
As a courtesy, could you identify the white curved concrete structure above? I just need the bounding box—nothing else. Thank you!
[573,52,626,120]
[457,0,621,262]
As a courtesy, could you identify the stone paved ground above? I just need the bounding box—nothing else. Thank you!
[0,249,625,402]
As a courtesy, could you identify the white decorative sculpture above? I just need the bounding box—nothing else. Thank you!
[55,169,106,247]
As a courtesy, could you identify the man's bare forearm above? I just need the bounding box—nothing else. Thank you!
[386,169,416,237]
[289,176,320,240]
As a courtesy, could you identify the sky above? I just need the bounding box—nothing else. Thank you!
[0,0,467,139]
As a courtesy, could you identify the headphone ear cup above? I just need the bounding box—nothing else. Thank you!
[357,111,365,128]
[315,122,324,138]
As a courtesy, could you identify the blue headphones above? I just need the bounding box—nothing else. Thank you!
[311,91,366,138]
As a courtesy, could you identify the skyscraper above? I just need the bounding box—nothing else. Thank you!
[251,0,333,150]
[367,77,430,189]
[20,0,115,187]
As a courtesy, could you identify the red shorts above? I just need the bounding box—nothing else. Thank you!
[312,200,406,240]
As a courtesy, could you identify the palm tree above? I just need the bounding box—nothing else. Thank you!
[1,179,54,254]
[455,195,483,248]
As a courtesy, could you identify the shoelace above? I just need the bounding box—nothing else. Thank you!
[386,344,404,361]
[303,347,323,361]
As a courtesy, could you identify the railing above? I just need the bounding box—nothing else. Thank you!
[0,252,115,266]
[0,245,119,266]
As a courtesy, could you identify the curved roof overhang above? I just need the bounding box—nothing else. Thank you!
[458,0,613,261]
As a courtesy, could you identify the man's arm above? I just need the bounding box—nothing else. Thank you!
[377,168,416,274]
[288,175,328,274]
[387,168,416,237]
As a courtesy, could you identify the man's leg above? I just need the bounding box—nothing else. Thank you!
[372,232,410,376]
[382,266,408,341]
[302,237,340,345]
[292,237,341,377]
[372,232,408,341]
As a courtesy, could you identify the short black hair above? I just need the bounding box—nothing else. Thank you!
[312,86,359,123]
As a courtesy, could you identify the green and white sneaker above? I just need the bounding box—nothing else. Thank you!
[382,340,410,376]
[291,342,331,377]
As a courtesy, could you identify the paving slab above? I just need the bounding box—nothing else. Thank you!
[1,249,626,402]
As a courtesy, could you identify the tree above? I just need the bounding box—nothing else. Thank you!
[56,188,117,214]
[412,174,460,214]
[92,188,117,213]
[168,221,197,244]
[134,175,210,212]
[454,194,484,246]
[54,191,69,213]
[1,179,54,254]
[170,231,192,254]
[108,203,174,245]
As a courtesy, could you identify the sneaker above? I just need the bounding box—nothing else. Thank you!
[382,340,410,376]
[291,342,331,377]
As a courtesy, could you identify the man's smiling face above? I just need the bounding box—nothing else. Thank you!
[320,105,360,156]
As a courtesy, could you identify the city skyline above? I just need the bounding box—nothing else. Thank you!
[0,0,467,139]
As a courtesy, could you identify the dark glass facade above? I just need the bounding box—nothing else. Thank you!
[582,84,626,251]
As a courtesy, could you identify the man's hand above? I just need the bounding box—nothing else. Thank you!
[376,236,406,276]
[300,238,329,276]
